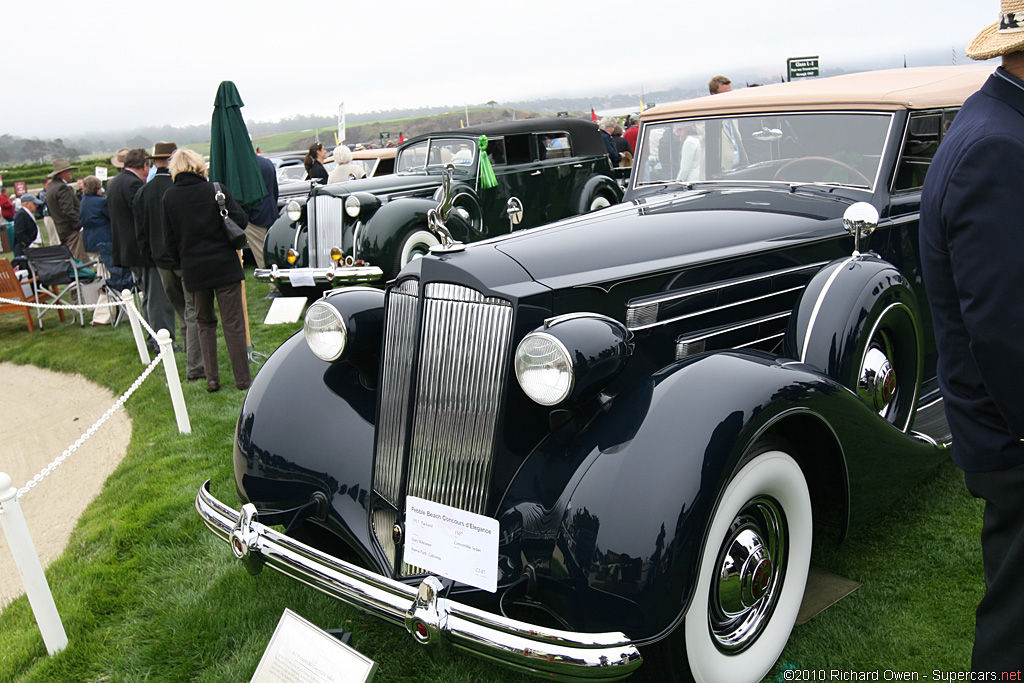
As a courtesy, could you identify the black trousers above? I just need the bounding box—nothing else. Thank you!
[964,462,1024,674]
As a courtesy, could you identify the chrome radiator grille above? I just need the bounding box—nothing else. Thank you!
[373,281,514,575]
[309,195,344,267]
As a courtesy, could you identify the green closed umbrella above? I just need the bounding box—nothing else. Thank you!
[209,81,266,211]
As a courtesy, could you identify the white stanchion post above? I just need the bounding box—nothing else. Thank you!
[123,289,150,365]
[156,329,191,435]
[0,473,68,655]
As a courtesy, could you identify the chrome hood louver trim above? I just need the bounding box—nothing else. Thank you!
[372,280,514,576]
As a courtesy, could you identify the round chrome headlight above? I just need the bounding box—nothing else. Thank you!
[304,302,347,361]
[345,195,362,218]
[286,200,302,222]
[515,333,573,406]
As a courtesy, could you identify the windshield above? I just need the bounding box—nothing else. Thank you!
[396,137,477,172]
[634,112,893,190]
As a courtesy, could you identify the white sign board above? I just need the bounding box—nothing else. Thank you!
[264,297,307,325]
[251,609,376,683]
[404,496,499,593]
[95,167,108,182]
[289,269,316,288]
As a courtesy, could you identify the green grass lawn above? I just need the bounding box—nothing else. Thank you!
[0,258,985,682]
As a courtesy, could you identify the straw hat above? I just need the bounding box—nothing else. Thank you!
[47,159,78,178]
[967,0,1024,60]
[110,148,129,168]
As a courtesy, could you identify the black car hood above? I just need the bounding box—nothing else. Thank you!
[492,186,861,290]
[316,171,449,197]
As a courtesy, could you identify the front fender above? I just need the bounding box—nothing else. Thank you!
[356,197,456,269]
[234,331,383,571]
[264,209,306,269]
[499,349,944,642]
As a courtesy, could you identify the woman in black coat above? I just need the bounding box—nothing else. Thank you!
[304,142,329,184]
[160,149,251,392]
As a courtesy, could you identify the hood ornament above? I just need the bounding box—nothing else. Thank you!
[428,164,466,254]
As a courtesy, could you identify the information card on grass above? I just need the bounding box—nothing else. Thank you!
[251,609,376,683]
[404,496,499,592]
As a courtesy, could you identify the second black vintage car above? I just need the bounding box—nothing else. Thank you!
[257,117,623,295]
[198,65,990,682]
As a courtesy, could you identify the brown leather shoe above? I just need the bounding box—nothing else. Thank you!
[236,380,252,391]
[207,379,220,393]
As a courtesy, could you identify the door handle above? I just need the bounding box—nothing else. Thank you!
[531,171,542,176]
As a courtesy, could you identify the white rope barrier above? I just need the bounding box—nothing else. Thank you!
[13,346,168,501]
[0,287,194,654]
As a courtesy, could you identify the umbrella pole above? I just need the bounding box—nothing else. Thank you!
[238,250,268,364]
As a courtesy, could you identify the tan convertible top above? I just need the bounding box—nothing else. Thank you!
[642,65,994,122]
[353,148,397,160]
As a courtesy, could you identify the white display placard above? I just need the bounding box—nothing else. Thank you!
[251,609,376,683]
[95,166,108,181]
[264,297,307,325]
[404,496,499,593]
[289,269,316,288]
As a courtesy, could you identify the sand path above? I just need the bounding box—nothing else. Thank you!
[0,362,131,607]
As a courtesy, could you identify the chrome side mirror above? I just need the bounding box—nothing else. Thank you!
[506,197,524,228]
[843,202,879,255]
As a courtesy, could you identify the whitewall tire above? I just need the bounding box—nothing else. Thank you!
[394,229,441,275]
[684,450,812,683]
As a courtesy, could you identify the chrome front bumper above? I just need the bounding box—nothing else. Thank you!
[196,482,642,681]
[254,264,383,285]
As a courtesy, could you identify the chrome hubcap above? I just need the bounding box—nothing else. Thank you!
[859,343,897,415]
[710,497,787,652]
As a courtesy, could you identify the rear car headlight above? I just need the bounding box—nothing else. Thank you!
[286,200,302,222]
[304,303,347,361]
[302,287,385,362]
[515,334,573,406]
[515,314,632,406]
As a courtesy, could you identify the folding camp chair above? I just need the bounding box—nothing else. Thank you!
[96,242,137,327]
[24,245,98,328]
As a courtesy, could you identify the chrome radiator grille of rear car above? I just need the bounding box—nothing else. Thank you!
[309,195,344,268]
[372,280,514,575]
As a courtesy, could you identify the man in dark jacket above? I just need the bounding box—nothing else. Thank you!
[108,148,173,352]
[44,159,87,261]
[245,154,280,297]
[919,3,1024,672]
[12,194,43,258]
[135,143,202,378]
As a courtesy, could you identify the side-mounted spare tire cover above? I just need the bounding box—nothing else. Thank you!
[785,253,922,432]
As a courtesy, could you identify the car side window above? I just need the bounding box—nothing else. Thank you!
[500,135,529,165]
[894,108,959,192]
[539,132,572,160]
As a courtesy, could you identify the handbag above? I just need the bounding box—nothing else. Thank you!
[213,182,248,249]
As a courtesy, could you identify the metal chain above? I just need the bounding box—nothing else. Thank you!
[14,345,170,501]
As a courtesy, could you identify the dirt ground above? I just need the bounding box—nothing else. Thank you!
[0,362,131,607]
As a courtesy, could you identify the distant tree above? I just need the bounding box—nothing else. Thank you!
[487,100,497,108]
[21,140,47,164]
[127,135,150,149]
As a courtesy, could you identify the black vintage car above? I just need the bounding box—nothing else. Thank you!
[257,117,623,294]
[198,65,990,682]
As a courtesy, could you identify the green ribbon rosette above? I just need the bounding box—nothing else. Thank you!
[478,135,498,189]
